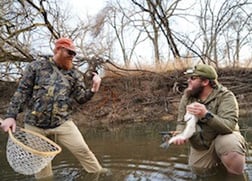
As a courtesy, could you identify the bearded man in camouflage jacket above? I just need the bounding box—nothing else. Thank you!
[1,37,107,179]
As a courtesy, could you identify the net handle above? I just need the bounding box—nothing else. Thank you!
[0,118,62,156]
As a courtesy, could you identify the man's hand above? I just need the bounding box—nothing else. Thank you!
[171,136,188,145]
[186,102,208,119]
[0,118,16,132]
[91,72,101,92]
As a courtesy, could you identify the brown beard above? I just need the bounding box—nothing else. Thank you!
[57,58,73,70]
[55,53,73,70]
[185,84,204,98]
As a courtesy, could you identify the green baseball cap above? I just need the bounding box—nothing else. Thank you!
[184,64,218,80]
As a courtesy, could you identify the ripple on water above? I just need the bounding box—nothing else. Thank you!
[101,154,193,181]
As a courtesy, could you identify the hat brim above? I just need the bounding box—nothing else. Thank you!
[61,46,76,53]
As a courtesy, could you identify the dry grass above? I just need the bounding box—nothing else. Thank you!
[103,58,196,78]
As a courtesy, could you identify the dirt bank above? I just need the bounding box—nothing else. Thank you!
[0,68,252,131]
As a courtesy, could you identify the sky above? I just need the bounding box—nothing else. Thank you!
[63,0,252,66]
[64,0,158,64]
[67,0,106,16]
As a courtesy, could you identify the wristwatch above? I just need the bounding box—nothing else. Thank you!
[201,111,213,123]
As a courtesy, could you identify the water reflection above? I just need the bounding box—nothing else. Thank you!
[0,122,251,181]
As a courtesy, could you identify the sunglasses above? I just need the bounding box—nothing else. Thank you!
[62,48,76,56]
[189,76,200,80]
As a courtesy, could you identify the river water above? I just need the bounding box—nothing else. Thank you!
[0,121,251,181]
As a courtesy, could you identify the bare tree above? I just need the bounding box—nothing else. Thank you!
[197,0,252,67]
[0,0,102,80]
[1,0,59,63]
[223,11,252,67]
[94,2,147,68]
[144,1,160,66]
[131,0,181,59]
[1,0,252,81]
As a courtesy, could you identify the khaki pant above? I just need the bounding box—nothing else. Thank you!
[189,131,246,176]
[25,120,103,179]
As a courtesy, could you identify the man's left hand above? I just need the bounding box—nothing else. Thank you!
[91,72,101,92]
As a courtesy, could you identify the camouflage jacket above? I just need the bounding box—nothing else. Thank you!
[5,59,94,128]
[176,84,240,150]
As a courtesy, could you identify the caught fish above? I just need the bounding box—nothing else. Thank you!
[160,112,198,149]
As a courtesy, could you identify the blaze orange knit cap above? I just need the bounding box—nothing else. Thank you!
[55,37,76,53]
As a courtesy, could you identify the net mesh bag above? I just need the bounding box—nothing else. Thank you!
[6,128,61,175]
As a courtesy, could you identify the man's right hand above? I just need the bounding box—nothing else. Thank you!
[0,118,16,132]
[170,136,188,145]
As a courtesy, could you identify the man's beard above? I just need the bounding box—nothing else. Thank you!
[55,54,73,70]
[185,84,204,98]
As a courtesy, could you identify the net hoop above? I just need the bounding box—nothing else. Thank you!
[1,119,62,175]
[7,128,62,156]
